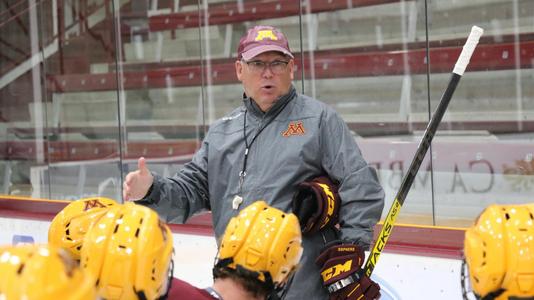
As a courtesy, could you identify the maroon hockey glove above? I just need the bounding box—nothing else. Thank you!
[315,242,380,300]
[292,176,340,235]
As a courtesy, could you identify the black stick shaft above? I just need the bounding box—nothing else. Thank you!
[363,26,483,277]
[396,73,460,204]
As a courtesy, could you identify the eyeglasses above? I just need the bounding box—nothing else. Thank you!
[243,60,290,74]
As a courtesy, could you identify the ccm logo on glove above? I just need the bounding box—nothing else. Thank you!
[321,258,356,281]
[316,241,380,300]
[292,176,340,234]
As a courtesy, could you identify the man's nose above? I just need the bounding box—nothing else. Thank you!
[261,65,274,77]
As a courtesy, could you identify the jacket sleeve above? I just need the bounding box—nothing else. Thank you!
[137,138,210,224]
[320,109,385,249]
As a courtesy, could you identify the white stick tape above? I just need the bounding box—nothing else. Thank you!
[453,26,484,75]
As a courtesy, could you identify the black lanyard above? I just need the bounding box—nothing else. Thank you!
[238,100,291,195]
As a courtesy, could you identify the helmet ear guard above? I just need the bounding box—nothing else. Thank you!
[48,197,117,259]
[214,201,303,293]
[80,202,174,300]
[463,204,534,299]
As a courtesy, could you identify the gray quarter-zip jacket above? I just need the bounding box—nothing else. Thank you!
[140,86,385,299]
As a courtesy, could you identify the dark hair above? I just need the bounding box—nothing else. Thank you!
[213,267,271,299]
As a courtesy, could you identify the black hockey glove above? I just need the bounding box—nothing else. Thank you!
[315,241,380,300]
[292,176,340,235]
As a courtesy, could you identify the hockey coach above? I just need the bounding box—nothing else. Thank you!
[123,25,384,300]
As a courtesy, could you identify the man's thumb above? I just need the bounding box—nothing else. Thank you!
[138,157,149,175]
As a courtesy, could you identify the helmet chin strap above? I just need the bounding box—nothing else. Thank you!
[135,258,174,300]
[461,258,505,300]
[268,268,297,300]
[157,258,175,300]
[479,289,505,300]
[460,258,475,300]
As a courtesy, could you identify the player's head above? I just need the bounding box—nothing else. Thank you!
[0,244,97,299]
[48,196,117,259]
[80,202,173,300]
[463,203,534,299]
[214,201,303,299]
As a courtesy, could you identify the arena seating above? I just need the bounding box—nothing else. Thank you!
[1,0,533,226]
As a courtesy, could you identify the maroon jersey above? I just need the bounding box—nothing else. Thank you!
[167,278,221,300]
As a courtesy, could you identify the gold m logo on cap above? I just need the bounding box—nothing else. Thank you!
[255,30,278,41]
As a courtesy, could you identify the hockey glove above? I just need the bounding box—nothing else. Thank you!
[315,241,380,300]
[292,176,340,235]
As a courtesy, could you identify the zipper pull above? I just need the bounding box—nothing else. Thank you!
[232,195,243,210]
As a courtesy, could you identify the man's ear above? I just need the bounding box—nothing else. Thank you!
[288,59,295,80]
[235,60,243,81]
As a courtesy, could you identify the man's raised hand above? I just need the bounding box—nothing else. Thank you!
[123,157,154,202]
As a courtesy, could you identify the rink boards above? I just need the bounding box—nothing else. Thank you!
[0,196,466,299]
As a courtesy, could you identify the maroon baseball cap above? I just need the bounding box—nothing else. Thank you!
[237,25,293,61]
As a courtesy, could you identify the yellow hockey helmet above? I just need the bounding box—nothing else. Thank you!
[48,196,117,259]
[464,203,534,299]
[215,201,303,289]
[80,202,173,300]
[0,244,97,300]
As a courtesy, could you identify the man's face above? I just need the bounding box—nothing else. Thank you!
[235,51,295,112]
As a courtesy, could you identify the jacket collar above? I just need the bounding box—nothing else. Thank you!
[243,85,296,119]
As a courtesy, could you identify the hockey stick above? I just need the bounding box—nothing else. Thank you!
[364,26,484,277]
